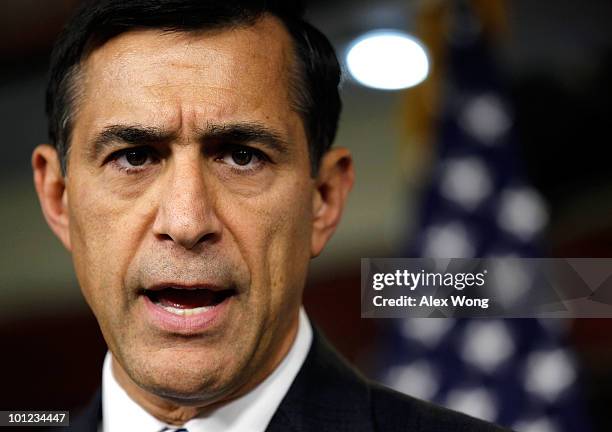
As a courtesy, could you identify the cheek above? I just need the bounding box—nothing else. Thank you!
[224,176,313,307]
[68,176,149,308]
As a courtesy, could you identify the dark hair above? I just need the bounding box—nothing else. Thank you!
[46,0,342,175]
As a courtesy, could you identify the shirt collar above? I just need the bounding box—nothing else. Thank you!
[102,307,313,432]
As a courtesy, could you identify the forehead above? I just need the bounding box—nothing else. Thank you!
[75,16,297,132]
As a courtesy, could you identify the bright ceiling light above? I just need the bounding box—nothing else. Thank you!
[346,30,429,90]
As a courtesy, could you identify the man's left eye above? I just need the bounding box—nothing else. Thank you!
[219,146,266,170]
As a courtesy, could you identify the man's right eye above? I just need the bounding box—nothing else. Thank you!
[108,147,158,173]
[124,149,149,166]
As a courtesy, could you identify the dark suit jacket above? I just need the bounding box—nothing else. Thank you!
[62,330,509,431]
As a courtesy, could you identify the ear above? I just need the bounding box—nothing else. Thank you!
[32,144,72,251]
[311,147,355,257]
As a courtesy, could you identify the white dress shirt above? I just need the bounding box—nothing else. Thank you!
[101,307,313,432]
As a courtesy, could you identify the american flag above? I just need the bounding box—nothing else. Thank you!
[378,2,591,431]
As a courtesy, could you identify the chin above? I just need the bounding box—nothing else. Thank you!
[140,367,231,404]
[128,348,244,404]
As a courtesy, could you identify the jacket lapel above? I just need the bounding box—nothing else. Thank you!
[266,328,374,432]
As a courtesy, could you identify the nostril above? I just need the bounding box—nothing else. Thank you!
[157,233,174,242]
[155,230,220,249]
[196,232,217,245]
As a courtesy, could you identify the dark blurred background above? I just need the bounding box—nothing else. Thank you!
[2,0,612,431]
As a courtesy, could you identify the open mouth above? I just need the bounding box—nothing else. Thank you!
[144,287,236,317]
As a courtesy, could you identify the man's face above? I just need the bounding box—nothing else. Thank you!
[61,18,318,403]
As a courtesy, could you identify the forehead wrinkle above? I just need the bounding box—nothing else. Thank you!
[73,17,303,160]
[102,32,288,108]
[84,17,294,90]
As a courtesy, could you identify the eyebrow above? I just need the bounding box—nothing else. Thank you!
[200,123,290,155]
[89,125,174,162]
[88,122,290,162]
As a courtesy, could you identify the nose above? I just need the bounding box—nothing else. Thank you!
[152,159,221,250]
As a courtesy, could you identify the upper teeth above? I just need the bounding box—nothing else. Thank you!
[159,304,213,316]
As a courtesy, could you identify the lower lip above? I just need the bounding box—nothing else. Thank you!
[142,293,231,334]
